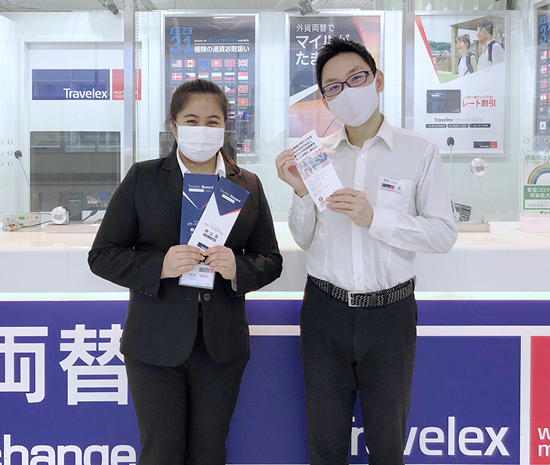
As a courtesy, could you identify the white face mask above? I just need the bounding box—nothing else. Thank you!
[326,79,379,127]
[176,124,225,163]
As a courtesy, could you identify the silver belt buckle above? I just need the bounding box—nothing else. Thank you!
[347,291,363,307]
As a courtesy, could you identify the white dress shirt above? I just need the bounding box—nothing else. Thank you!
[477,39,505,70]
[288,116,458,293]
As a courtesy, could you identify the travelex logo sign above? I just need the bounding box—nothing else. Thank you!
[32,69,141,101]
[350,416,510,458]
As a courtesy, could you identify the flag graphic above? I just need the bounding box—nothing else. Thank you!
[198,59,209,67]
[543,50,548,60]
[541,93,547,102]
[542,65,548,75]
[172,59,183,68]
[225,72,235,80]
[211,59,222,67]
[212,72,222,80]
[542,79,548,89]
[238,85,248,94]
[185,59,195,67]
[238,59,248,67]
[186,72,196,81]
[238,72,248,80]
[198,72,209,79]
[225,59,235,67]
[229,110,235,119]
[238,111,249,120]
[225,85,235,94]
[172,86,178,94]
[227,98,235,105]
[172,73,183,81]
[238,98,248,106]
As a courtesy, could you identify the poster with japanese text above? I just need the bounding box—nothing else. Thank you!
[414,15,506,155]
[522,154,550,217]
[535,5,550,152]
[165,16,256,158]
[289,15,381,139]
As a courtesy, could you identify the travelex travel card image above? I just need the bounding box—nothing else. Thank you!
[179,173,218,289]
[179,176,249,288]
[291,129,343,212]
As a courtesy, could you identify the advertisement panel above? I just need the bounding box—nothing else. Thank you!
[414,15,506,155]
[288,15,381,139]
[1,298,549,464]
[164,16,256,158]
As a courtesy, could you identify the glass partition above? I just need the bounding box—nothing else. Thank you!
[0,0,539,226]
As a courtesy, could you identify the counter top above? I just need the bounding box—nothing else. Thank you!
[1,222,549,294]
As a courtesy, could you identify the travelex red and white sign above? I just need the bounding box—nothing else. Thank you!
[0,299,549,464]
[32,69,141,101]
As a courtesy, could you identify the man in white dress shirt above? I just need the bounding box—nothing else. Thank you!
[476,19,505,70]
[276,37,457,465]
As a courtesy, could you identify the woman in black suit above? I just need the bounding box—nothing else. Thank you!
[88,79,282,464]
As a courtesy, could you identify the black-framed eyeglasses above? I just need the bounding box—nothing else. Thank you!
[320,70,375,98]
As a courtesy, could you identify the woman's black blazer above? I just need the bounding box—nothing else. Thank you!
[88,153,282,366]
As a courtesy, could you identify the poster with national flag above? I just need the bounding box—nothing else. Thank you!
[413,14,506,155]
[165,16,256,158]
[289,15,381,138]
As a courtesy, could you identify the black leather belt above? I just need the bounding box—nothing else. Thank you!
[308,275,416,308]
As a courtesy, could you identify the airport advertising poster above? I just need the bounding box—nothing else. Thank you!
[289,15,380,139]
[165,16,256,156]
[414,15,506,155]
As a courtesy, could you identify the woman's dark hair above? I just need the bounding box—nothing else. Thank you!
[456,34,470,47]
[315,36,377,91]
[168,79,238,173]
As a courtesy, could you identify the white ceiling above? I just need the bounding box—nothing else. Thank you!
[0,0,375,13]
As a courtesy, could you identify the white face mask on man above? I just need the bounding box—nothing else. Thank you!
[326,78,379,127]
[176,124,225,163]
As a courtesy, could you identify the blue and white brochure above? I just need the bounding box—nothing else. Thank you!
[179,173,217,289]
[180,176,249,288]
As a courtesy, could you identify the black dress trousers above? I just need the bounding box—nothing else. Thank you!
[300,277,417,465]
[124,318,250,465]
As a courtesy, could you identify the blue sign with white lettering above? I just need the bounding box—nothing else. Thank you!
[32,69,110,100]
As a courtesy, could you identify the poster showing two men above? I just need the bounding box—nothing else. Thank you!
[414,15,506,155]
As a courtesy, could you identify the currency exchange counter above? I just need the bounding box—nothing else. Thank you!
[0,222,549,464]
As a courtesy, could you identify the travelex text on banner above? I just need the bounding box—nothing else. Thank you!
[3,299,550,463]
[414,15,506,155]
[32,69,141,101]
[289,15,380,138]
[165,16,255,158]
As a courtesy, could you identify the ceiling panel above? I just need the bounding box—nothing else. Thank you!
[0,0,372,12]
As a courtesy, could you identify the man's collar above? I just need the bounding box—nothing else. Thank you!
[329,115,393,151]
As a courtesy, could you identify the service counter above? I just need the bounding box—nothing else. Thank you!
[0,223,549,464]
[1,222,550,294]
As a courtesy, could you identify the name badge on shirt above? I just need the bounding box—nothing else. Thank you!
[380,177,406,194]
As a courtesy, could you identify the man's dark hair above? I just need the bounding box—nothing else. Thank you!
[477,19,494,36]
[315,36,377,91]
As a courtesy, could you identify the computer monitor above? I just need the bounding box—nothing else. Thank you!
[30,131,121,220]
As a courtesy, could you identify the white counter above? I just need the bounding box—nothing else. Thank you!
[0,222,549,295]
